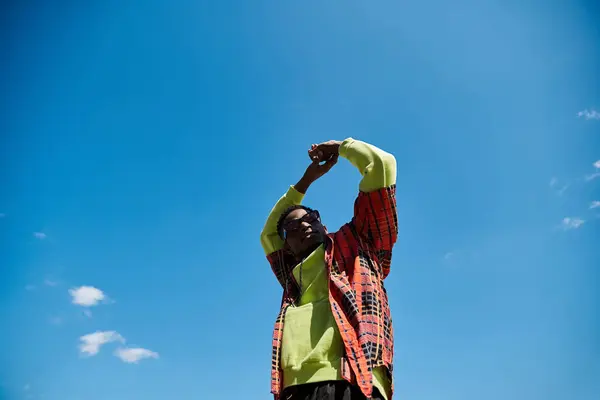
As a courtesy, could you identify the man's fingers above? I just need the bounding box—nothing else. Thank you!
[308,149,325,162]
[321,155,338,171]
[308,142,338,163]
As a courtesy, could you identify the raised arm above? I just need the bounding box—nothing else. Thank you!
[260,155,338,254]
[310,138,398,277]
[260,154,339,288]
[339,138,396,192]
[341,138,397,252]
[307,138,396,192]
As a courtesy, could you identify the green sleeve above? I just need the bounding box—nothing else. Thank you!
[339,138,397,192]
[260,186,305,255]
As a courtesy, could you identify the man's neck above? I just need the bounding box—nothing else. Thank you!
[295,242,323,263]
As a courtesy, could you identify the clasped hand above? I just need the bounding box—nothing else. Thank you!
[303,140,342,183]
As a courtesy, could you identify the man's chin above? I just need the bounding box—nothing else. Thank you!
[299,235,324,253]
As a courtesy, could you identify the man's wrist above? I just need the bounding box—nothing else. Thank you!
[294,175,313,194]
[331,141,342,154]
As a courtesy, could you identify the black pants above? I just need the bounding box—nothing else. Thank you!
[281,381,385,400]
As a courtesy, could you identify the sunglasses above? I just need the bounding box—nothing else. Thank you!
[282,210,321,239]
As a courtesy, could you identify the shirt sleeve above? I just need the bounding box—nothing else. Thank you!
[339,138,397,192]
[340,138,398,278]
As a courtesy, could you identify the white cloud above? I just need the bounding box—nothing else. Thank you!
[594,160,600,169]
[33,232,47,239]
[114,347,159,364]
[79,331,124,356]
[561,217,585,230]
[549,177,557,187]
[69,286,106,307]
[577,109,600,120]
[590,201,600,209]
[44,279,58,287]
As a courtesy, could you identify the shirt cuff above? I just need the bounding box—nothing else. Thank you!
[287,185,305,204]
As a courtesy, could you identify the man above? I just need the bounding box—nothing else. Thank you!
[260,138,398,400]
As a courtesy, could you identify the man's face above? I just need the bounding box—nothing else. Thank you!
[281,208,325,258]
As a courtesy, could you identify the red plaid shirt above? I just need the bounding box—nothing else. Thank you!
[266,185,398,399]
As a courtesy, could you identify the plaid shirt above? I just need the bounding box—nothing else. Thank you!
[266,185,398,399]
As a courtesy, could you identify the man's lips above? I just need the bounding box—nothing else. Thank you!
[301,231,318,242]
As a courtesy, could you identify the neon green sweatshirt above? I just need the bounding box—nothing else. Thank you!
[260,138,396,399]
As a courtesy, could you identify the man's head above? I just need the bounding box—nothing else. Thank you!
[277,205,326,260]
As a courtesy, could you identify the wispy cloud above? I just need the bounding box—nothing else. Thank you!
[23,384,33,400]
[33,232,47,240]
[48,316,63,325]
[25,284,36,291]
[586,173,600,182]
[442,249,481,264]
[584,160,600,181]
[557,184,569,195]
[577,109,600,120]
[561,217,585,230]
[79,331,125,356]
[44,279,58,287]
[549,177,569,194]
[69,286,106,307]
[590,201,600,209]
[114,347,159,364]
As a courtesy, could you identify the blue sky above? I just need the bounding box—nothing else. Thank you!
[1,0,599,399]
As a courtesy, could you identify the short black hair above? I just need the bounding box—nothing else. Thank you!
[276,205,316,240]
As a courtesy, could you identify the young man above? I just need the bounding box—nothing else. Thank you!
[260,139,398,400]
